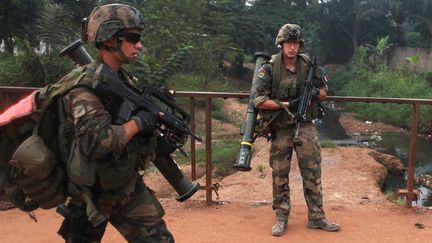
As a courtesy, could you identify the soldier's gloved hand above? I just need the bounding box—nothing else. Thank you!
[288,97,301,110]
[311,86,320,100]
[156,132,178,155]
[131,111,157,134]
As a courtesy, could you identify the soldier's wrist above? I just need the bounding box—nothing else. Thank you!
[131,116,144,131]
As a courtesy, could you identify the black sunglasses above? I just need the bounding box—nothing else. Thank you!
[118,32,141,44]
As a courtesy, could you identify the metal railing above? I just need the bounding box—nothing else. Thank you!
[175,92,432,207]
[1,86,432,207]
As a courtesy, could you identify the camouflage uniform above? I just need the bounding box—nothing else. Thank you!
[253,41,328,223]
[56,3,174,242]
[56,57,173,242]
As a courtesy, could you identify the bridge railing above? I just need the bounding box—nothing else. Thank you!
[1,86,431,207]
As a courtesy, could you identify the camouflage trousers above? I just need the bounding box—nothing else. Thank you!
[269,122,325,222]
[58,175,174,243]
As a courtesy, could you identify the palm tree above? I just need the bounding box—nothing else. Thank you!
[35,3,81,53]
[373,0,412,46]
[408,0,432,48]
[322,0,380,58]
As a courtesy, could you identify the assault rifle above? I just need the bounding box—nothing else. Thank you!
[61,40,202,149]
[293,55,325,146]
[60,39,200,202]
[92,64,201,148]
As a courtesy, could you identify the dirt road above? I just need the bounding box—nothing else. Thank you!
[1,145,432,243]
[1,100,431,242]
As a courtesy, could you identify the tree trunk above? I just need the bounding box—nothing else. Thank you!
[351,20,359,61]
[3,37,14,54]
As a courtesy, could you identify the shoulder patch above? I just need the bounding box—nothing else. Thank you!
[315,66,327,80]
[258,70,266,79]
[72,104,86,119]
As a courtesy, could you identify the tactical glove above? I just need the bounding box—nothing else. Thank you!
[156,132,178,155]
[311,86,320,100]
[288,97,301,110]
[131,111,157,134]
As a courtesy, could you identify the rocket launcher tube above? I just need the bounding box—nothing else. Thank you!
[233,52,270,171]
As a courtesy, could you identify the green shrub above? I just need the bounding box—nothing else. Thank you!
[0,52,74,87]
[384,191,406,206]
[423,71,432,86]
[0,54,21,85]
[320,140,336,148]
[332,65,432,133]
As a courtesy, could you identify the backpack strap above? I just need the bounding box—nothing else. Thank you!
[295,53,310,95]
[271,52,282,98]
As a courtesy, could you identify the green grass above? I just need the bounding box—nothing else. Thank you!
[384,191,406,206]
[173,139,240,177]
[320,140,337,148]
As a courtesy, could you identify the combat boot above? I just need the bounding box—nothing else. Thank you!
[271,219,287,236]
[307,218,340,232]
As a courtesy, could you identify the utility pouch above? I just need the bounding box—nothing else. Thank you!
[95,155,135,191]
[67,138,96,187]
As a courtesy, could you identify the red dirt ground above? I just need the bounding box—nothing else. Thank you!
[1,100,431,243]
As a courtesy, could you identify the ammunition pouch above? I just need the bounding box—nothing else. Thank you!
[8,135,67,209]
[68,135,136,191]
[261,108,295,131]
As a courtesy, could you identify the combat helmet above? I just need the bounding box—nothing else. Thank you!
[82,3,145,45]
[275,23,304,47]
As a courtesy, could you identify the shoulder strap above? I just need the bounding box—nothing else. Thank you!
[32,65,96,136]
[271,51,283,97]
[295,53,311,96]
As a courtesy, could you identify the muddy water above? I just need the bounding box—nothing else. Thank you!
[316,108,432,207]
[372,132,432,207]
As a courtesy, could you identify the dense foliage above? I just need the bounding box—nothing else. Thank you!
[330,40,432,133]
[2,0,432,132]
[2,0,432,85]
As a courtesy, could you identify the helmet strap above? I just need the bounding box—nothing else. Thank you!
[115,38,135,64]
[99,43,116,52]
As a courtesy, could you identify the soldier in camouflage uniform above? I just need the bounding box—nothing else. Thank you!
[252,23,341,236]
[55,4,175,242]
